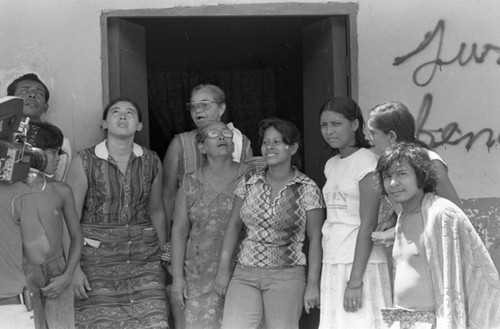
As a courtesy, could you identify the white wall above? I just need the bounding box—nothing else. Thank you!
[1,0,499,198]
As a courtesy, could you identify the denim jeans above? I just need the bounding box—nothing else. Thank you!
[221,264,306,329]
[23,250,74,329]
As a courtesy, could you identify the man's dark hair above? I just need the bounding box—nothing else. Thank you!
[7,73,50,102]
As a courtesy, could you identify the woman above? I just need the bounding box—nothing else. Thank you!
[319,97,391,329]
[216,118,325,329]
[163,84,253,232]
[170,121,251,329]
[163,84,253,329]
[68,97,169,328]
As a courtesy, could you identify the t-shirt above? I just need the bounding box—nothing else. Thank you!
[322,148,387,265]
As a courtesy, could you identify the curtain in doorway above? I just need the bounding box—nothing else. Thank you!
[148,67,277,158]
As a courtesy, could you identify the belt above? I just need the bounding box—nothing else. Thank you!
[0,295,22,306]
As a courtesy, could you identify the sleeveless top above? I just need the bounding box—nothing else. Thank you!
[79,141,160,225]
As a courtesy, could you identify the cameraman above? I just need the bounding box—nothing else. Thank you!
[6,73,71,181]
[0,182,50,328]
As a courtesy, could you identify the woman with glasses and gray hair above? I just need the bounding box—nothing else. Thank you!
[162,84,253,328]
[170,121,252,329]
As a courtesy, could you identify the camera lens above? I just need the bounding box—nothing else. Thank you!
[26,147,47,172]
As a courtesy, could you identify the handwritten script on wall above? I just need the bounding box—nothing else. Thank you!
[393,19,500,151]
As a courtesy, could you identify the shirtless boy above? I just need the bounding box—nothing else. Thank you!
[375,142,500,329]
[23,122,83,329]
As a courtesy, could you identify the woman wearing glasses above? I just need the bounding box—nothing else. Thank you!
[170,121,251,329]
[162,84,252,328]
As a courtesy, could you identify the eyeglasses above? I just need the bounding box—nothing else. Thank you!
[206,129,234,139]
[186,100,219,112]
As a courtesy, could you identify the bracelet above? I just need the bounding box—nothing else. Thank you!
[160,242,171,263]
[346,280,363,289]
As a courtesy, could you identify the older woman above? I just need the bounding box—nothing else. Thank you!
[163,84,253,329]
[68,97,168,328]
[163,84,253,233]
[171,121,251,329]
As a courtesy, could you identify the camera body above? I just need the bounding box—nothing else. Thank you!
[0,96,47,184]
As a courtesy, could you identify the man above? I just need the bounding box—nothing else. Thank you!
[7,73,71,181]
[0,181,50,328]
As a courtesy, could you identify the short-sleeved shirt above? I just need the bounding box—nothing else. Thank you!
[322,148,387,264]
[236,168,325,268]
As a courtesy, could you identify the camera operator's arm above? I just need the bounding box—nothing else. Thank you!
[66,154,91,299]
[18,193,50,264]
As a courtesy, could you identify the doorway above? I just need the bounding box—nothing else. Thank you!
[103,3,357,187]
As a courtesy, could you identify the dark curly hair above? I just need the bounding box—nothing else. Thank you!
[375,142,437,196]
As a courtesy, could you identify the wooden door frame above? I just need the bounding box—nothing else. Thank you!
[101,2,358,106]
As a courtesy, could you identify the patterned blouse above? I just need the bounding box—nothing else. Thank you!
[235,168,325,268]
[79,141,160,225]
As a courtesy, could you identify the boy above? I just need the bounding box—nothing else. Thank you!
[375,143,500,329]
[23,122,83,329]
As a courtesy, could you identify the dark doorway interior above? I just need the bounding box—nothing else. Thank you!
[128,16,334,164]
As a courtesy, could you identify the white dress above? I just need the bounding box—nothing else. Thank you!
[319,148,392,329]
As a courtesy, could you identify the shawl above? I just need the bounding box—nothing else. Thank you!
[421,193,500,329]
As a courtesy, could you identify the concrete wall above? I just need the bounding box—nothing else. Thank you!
[1,0,499,251]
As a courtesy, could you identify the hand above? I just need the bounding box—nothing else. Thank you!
[303,283,320,314]
[72,266,91,299]
[41,273,71,299]
[343,281,363,312]
[371,227,396,247]
[215,269,231,296]
[171,277,188,310]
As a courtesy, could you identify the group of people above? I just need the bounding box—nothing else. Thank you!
[1,73,499,329]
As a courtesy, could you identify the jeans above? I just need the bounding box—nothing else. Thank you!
[221,264,306,329]
[0,305,35,329]
[23,250,74,329]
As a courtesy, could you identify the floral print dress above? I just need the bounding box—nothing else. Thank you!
[182,163,250,329]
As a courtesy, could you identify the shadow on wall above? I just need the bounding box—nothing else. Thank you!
[463,198,500,272]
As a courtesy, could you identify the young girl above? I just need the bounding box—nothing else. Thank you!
[23,122,84,329]
[319,97,391,329]
[216,118,325,329]
[375,142,500,329]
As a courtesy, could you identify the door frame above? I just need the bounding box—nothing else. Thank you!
[101,2,359,106]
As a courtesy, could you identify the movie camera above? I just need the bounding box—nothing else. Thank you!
[0,96,47,184]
